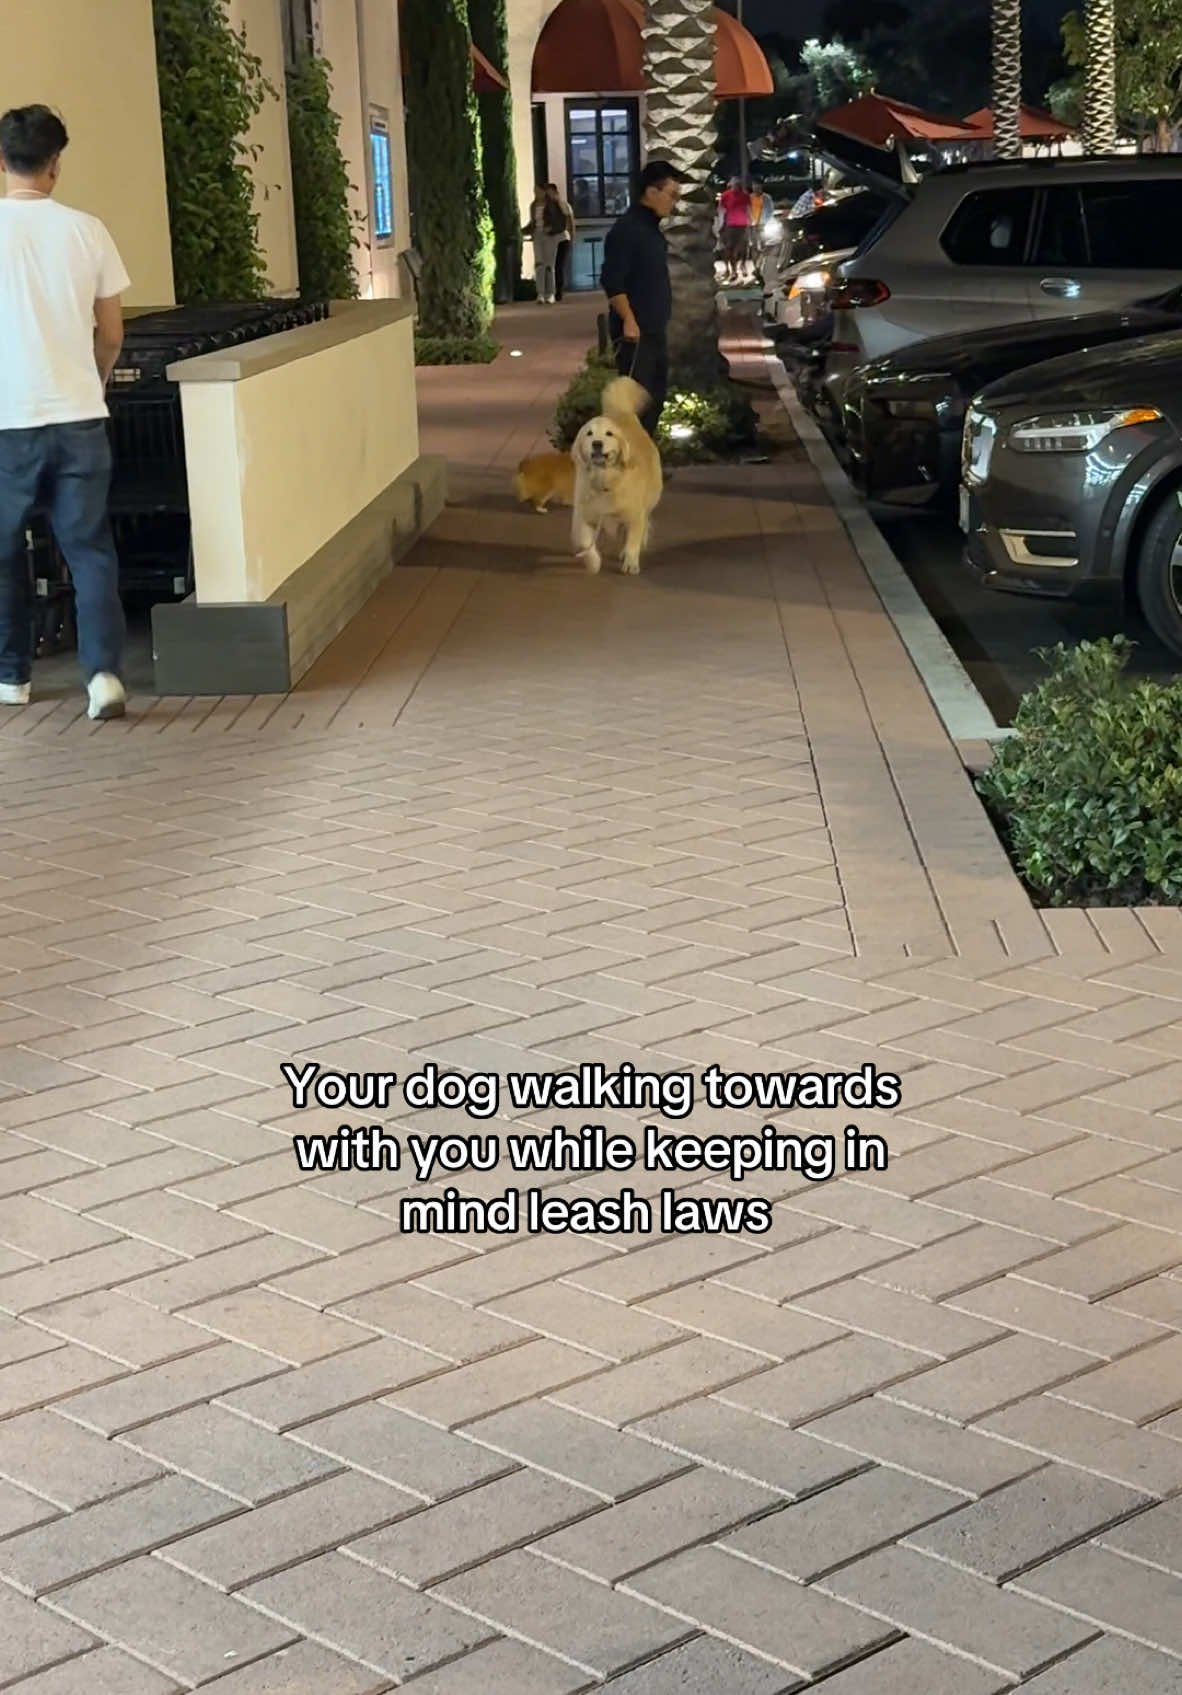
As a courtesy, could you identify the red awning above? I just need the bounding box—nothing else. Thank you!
[963,105,1076,141]
[532,0,773,100]
[817,92,980,146]
[472,43,508,93]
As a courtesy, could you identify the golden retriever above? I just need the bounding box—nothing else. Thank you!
[571,376,663,575]
[513,451,575,512]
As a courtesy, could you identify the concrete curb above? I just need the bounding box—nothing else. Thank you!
[766,350,1013,747]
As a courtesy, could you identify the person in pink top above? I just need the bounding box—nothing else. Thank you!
[717,176,750,284]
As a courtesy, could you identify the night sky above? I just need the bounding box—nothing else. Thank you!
[736,0,1073,38]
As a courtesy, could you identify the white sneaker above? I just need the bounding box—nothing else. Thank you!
[86,673,125,720]
[0,681,30,706]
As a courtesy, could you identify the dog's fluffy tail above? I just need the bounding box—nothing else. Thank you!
[601,375,650,422]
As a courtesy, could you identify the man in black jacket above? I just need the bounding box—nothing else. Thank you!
[600,159,688,438]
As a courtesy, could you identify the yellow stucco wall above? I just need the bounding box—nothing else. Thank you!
[0,0,175,306]
[178,309,419,603]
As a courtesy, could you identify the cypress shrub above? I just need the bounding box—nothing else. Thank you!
[402,0,495,337]
[468,0,520,302]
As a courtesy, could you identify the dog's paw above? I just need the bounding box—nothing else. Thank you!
[581,548,602,574]
[620,557,641,575]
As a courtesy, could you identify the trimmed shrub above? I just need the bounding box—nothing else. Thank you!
[550,349,760,462]
[152,0,270,302]
[415,333,500,365]
[286,52,360,300]
[977,636,1182,907]
[402,0,495,338]
[551,347,618,450]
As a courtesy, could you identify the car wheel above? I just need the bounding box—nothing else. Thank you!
[1134,488,1182,659]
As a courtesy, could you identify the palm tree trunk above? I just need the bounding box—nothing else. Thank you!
[1081,0,1117,154]
[991,0,1023,161]
[641,0,724,385]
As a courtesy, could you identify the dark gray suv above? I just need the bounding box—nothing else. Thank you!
[961,327,1182,657]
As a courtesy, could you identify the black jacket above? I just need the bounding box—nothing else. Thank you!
[600,203,672,336]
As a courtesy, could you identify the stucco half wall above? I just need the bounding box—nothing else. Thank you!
[153,302,446,694]
[0,0,175,307]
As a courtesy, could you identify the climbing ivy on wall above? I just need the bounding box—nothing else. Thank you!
[402,0,495,337]
[467,0,520,301]
[152,0,270,301]
[286,52,360,300]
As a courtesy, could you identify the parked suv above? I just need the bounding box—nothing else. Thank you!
[825,156,1182,404]
[960,326,1182,657]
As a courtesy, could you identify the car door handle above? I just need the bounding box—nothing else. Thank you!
[1039,276,1082,298]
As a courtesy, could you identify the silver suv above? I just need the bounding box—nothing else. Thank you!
[824,155,1182,404]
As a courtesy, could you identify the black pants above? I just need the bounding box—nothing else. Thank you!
[555,239,570,301]
[615,332,668,439]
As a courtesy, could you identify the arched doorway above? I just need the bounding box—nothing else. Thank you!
[515,0,771,289]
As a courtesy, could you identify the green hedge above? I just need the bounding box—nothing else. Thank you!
[978,636,1182,907]
[286,52,359,301]
[551,348,759,462]
[415,333,500,365]
[402,0,495,338]
[152,0,270,302]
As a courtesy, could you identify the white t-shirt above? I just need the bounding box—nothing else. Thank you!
[0,198,131,431]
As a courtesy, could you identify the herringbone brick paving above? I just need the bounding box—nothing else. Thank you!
[0,302,1179,1691]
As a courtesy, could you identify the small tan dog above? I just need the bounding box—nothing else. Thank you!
[571,376,663,575]
[513,451,575,512]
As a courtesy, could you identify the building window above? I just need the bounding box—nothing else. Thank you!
[281,0,315,69]
[370,109,393,244]
[565,100,639,219]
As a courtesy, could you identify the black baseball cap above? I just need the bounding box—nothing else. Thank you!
[638,159,690,191]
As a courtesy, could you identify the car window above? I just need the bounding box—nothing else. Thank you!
[1032,186,1088,267]
[940,188,1035,265]
[1079,181,1182,267]
[851,197,905,259]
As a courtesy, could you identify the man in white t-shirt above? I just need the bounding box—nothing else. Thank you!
[0,105,129,718]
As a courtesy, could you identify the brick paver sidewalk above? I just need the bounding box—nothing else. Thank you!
[0,300,1179,1692]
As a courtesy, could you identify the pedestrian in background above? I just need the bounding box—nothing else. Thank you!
[600,158,688,439]
[0,105,127,718]
[717,175,750,284]
[546,183,575,302]
[523,183,566,305]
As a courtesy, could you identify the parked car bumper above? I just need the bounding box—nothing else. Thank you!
[959,420,1175,601]
[843,368,965,508]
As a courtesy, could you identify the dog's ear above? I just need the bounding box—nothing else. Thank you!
[616,431,632,467]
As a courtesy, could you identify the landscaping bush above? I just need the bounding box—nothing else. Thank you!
[551,350,760,462]
[402,0,495,339]
[659,384,758,463]
[152,0,270,302]
[977,636,1182,907]
[415,333,500,365]
[286,52,360,301]
[551,346,618,449]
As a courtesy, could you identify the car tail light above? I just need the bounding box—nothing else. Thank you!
[827,279,890,310]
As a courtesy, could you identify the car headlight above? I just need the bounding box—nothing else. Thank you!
[1008,407,1163,453]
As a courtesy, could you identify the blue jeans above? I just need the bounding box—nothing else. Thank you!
[0,420,126,685]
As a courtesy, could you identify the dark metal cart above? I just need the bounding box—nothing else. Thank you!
[30,300,329,655]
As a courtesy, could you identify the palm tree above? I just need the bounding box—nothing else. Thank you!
[641,0,723,385]
[1081,0,1117,154]
[991,0,1023,160]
